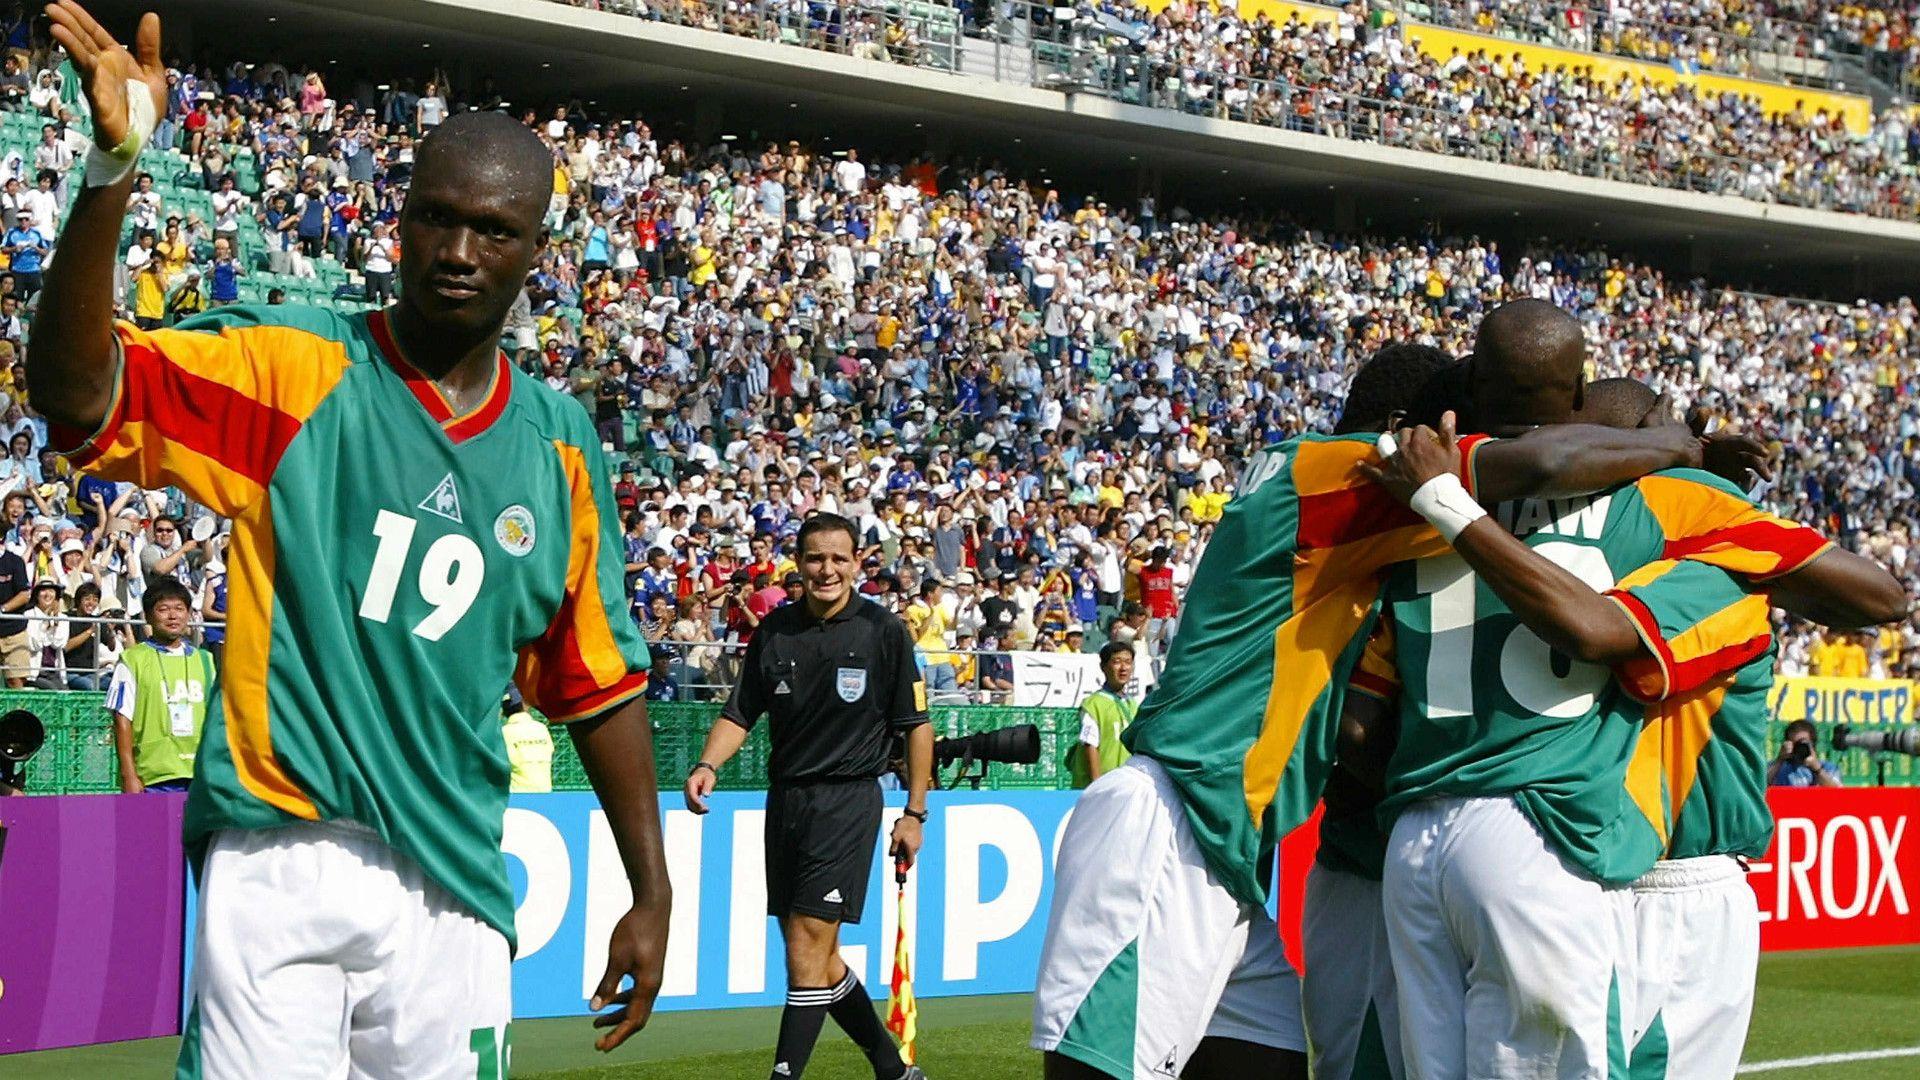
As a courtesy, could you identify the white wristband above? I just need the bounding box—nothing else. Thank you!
[83,79,158,188]
[1408,472,1487,544]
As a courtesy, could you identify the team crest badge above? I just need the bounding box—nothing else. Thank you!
[836,667,867,703]
[494,505,536,557]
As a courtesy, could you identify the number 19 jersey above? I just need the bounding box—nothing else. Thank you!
[55,306,651,947]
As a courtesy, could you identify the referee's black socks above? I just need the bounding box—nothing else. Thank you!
[771,968,907,1080]
[826,968,908,1080]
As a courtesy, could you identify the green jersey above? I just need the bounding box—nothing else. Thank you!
[1123,433,1477,905]
[110,640,215,787]
[1607,558,1778,861]
[57,307,650,946]
[1377,470,1822,884]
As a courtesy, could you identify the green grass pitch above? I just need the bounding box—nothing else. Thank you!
[7,946,1916,1077]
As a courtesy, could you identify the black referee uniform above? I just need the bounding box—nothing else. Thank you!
[721,592,928,924]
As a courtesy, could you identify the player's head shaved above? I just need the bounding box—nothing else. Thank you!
[1572,377,1659,429]
[1466,299,1588,433]
[409,110,554,228]
[1335,344,1459,434]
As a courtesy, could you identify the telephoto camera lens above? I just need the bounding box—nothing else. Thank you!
[1833,724,1920,757]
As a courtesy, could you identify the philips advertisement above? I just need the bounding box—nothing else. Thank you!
[503,789,1078,1019]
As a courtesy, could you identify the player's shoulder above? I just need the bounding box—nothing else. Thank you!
[170,302,367,352]
[506,364,596,438]
[1632,467,1752,502]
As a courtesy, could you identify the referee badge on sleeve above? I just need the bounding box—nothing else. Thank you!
[837,667,868,702]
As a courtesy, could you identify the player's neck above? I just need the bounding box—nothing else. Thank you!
[388,304,501,410]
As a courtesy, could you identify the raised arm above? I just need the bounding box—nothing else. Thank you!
[26,3,168,432]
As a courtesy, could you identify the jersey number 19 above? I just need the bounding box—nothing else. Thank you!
[359,508,486,641]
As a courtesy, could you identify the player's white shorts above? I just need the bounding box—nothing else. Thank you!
[1031,756,1305,1079]
[1628,856,1757,1080]
[1382,795,1634,1080]
[177,819,513,1080]
[1303,862,1402,1080]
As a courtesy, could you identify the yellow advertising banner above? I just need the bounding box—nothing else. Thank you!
[1135,0,1872,132]
[1768,676,1915,728]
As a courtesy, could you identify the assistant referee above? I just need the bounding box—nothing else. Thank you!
[686,512,933,1080]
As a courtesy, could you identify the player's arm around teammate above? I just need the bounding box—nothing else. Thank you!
[1365,412,1908,658]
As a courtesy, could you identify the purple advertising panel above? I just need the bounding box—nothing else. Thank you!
[0,794,187,1053]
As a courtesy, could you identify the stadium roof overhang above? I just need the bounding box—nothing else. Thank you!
[92,0,1920,298]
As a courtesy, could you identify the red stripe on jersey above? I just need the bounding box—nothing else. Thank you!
[542,672,650,724]
[368,309,456,422]
[1610,591,1676,700]
[1457,434,1491,499]
[1662,520,1830,579]
[1297,485,1424,550]
[120,337,302,485]
[1665,633,1772,697]
[443,354,514,444]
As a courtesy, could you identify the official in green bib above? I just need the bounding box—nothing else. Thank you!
[106,576,207,793]
[1068,642,1136,789]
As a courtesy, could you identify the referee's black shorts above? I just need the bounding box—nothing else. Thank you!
[765,778,884,924]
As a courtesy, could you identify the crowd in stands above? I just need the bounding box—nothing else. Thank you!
[551,0,1920,220]
[0,28,1916,702]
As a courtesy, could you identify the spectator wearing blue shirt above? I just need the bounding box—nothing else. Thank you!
[5,212,46,298]
[296,179,329,259]
[637,549,679,611]
[209,238,242,306]
[261,192,297,275]
[1768,720,1843,788]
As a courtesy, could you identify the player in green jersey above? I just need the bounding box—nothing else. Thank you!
[1032,343,1764,1080]
[31,6,670,1076]
[1354,312,1904,1080]
[1303,373,1855,1080]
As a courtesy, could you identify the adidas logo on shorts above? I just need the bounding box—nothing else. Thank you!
[773,1063,792,1076]
[823,888,843,903]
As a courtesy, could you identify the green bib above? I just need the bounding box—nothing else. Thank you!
[1070,688,1137,789]
[121,642,212,787]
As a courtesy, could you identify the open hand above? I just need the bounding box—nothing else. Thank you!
[44,2,167,152]
[682,765,715,814]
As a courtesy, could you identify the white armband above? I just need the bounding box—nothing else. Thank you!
[84,80,158,189]
[1408,472,1487,544]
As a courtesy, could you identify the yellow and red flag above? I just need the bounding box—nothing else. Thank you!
[885,860,918,1064]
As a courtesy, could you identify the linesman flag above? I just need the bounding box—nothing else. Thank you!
[885,857,918,1064]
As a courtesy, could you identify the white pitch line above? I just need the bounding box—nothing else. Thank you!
[1738,1046,1920,1073]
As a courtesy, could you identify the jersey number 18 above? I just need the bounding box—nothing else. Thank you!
[1416,544,1615,720]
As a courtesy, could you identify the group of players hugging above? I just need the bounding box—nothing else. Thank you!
[1032,299,1909,1080]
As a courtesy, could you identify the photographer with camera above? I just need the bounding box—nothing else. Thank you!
[1768,719,1843,788]
[684,513,930,1080]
